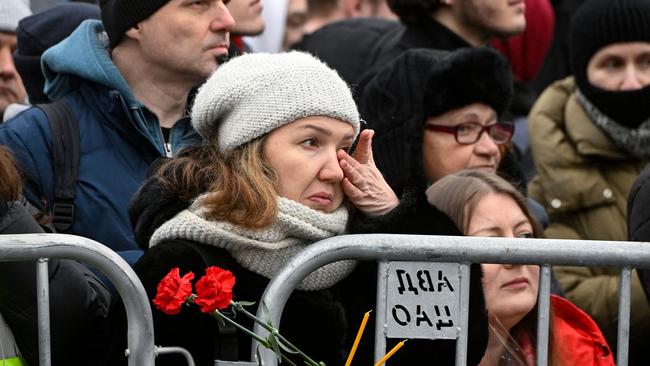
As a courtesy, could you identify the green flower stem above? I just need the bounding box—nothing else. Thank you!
[210,310,298,366]
[233,302,321,366]
[210,310,268,347]
[211,309,299,366]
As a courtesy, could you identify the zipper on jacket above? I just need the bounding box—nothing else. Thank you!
[160,126,173,158]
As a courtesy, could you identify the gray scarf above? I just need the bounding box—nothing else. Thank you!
[577,90,650,159]
[150,196,356,290]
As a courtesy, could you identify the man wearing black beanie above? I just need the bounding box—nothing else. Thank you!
[0,0,234,364]
[528,0,650,363]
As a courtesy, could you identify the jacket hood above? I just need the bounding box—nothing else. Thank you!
[42,19,139,107]
[129,159,198,250]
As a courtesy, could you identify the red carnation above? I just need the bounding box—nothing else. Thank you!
[194,266,235,313]
[153,268,195,315]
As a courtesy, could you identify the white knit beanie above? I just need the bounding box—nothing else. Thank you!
[191,51,360,153]
[0,0,30,33]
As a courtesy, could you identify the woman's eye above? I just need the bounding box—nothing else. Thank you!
[517,232,533,239]
[300,138,318,147]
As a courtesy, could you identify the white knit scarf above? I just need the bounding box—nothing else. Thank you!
[150,196,356,290]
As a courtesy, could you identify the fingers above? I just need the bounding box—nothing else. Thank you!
[339,157,364,189]
[342,177,364,199]
[352,129,374,164]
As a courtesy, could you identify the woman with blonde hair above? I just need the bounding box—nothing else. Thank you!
[427,170,614,366]
[108,50,487,366]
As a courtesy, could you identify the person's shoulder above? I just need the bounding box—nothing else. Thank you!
[136,240,237,278]
[628,164,650,241]
[351,187,461,236]
[0,201,44,235]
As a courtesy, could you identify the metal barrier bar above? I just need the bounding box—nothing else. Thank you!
[252,234,650,366]
[536,265,552,366]
[36,258,51,366]
[617,267,632,366]
[374,261,388,363]
[156,347,196,366]
[0,234,156,366]
[455,263,470,366]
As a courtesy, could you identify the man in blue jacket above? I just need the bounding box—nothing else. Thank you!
[0,1,234,364]
[0,0,235,262]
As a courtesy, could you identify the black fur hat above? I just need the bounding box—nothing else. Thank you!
[358,47,513,196]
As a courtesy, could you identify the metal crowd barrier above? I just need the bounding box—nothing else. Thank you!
[0,233,195,366]
[251,234,650,366]
[2,234,648,366]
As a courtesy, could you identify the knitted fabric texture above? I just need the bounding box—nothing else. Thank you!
[358,47,513,196]
[0,0,30,33]
[191,51,360,153]
[577,90,650,159]
[150,196,356,290]
[570,0,650,86]
[99,0,169,48]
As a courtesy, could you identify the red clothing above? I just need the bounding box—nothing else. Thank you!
[491,0,555,82]
[483,295,614,366]
[552,295,614,366]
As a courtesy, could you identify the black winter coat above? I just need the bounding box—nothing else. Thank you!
[109,239,348,366]
[340,188,488,366]
[628,164,650,300]
[116,169,488,366]
[0,201,111,366]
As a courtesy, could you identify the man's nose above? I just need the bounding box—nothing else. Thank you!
[620,65,644,90]
[0,47,18,79]
[210,3,236,33]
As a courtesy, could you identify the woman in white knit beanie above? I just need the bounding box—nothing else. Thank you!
[109,51,398,366]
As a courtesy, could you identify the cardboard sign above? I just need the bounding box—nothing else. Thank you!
[386,262,461,340]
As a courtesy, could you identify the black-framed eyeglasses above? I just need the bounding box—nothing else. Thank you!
[424,122,514,145]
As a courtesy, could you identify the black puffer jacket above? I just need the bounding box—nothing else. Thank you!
[0,200,43,235]
[0,201,111,366]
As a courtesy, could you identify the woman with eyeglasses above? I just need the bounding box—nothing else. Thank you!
[357,47,524,197]
[337,47,534,366]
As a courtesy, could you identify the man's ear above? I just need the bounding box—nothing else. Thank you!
[341,0,362,17]
[124,24,142,41]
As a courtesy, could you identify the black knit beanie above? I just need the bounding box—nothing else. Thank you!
[13,3,100,104]
[358,47,513,196]
[99,0,169,48]
[570,0,650,128]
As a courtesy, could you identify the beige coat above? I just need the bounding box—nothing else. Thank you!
[528,76,650,348]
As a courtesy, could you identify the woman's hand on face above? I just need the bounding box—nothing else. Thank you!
[338,129,400,216]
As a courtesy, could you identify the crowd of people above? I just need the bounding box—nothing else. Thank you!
[0,0,650,365]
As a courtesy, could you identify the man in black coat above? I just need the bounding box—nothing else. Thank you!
[294,0,526,88]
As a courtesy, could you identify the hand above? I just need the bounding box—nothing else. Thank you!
[339,129,400,216]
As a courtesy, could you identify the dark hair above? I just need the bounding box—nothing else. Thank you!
[387,0,442,26]
[153,135,279,229]
[0,146,22,201]
[307,0,339,17]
